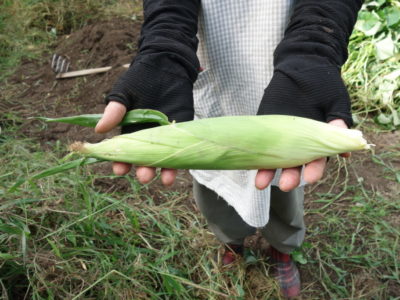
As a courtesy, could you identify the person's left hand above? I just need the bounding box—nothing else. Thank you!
[255,119,351,192]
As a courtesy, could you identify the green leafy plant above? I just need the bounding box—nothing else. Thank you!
[344,0,400,128]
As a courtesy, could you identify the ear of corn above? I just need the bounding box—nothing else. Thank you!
[70,115,370,170]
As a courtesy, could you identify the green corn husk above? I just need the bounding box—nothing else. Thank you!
[70,115,370,170]
[32,109,170,127]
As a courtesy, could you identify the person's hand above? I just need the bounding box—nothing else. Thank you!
[255,11,355,191]
[254,0,361,193]
[93,1,200,187]
[97,46,198,188]
[95,101,177,186]
[255,119,351,192]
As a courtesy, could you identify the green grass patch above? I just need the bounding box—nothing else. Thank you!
[1,121,399,299]
[0,124,279,299]
[304,185,399,298]
[298,149,400,298]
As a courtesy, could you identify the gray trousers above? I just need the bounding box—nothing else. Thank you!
[193,180,305,254]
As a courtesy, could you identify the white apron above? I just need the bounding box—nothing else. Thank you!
[191,0,301,227]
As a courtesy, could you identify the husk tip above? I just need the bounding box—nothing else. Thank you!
[365,143,375,150]
[69,141,86,153]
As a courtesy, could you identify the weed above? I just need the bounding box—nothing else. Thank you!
[344,0,400,128]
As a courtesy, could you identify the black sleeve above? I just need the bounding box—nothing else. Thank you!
[105,0,200,129]
[136,0,201,82]
[257,0,363,127]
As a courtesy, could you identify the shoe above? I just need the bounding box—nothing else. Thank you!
[221,244,244,266]
[267,246,301,298]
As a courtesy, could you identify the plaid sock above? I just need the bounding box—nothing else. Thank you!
[221,244,243,266]
[268,246,301,298]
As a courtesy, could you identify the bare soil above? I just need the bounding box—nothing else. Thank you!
[5,19,141,144]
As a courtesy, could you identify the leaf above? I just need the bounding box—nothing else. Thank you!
[161,274,184,294]
[352,114,361,125]
[32,109,171,128]
[376,113,392,125]
[33,114,103,127]
[385,7,400,27]
[355,11,383,36]
[47,239,62,258]
[66,233,77,247]
[0,198,45,211]
[301,242,312,249]
[376,79,397,106]
[291,251,307,265]
[31,157,101,180]
[123,109,171,126]
[0,224,22,235]
[367,0,386,8]
[395,173,400,183]
[384,70,400,81]
[390,108,400,127]
[375,35,396,61]
[0,253,17,260]
[7,157,101,193]
[245,255,258,264]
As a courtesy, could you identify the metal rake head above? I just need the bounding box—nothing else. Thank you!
[51,54,71,74]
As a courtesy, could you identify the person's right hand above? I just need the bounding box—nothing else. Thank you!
[95,0,200,186]
[95,101,178,186]
[97,49,198,187]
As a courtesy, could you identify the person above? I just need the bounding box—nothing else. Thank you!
[95,0,363,298]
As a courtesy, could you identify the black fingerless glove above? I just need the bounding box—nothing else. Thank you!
[258,0,363,127]
[105,0,200,133]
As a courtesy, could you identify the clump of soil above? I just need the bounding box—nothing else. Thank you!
[7,19,141,144]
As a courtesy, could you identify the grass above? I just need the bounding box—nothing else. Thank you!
[0,124,281,299]
[1,120,399,299]
[304,181,400,298]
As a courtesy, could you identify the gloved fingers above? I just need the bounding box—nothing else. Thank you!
[95,101,127,133]
[255,169,276,190]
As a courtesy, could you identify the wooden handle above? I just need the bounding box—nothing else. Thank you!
[56,63,130,79]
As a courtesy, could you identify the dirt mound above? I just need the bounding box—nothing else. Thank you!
[7,19,141,143]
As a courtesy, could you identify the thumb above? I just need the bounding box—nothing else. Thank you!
[95,101,127,133]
